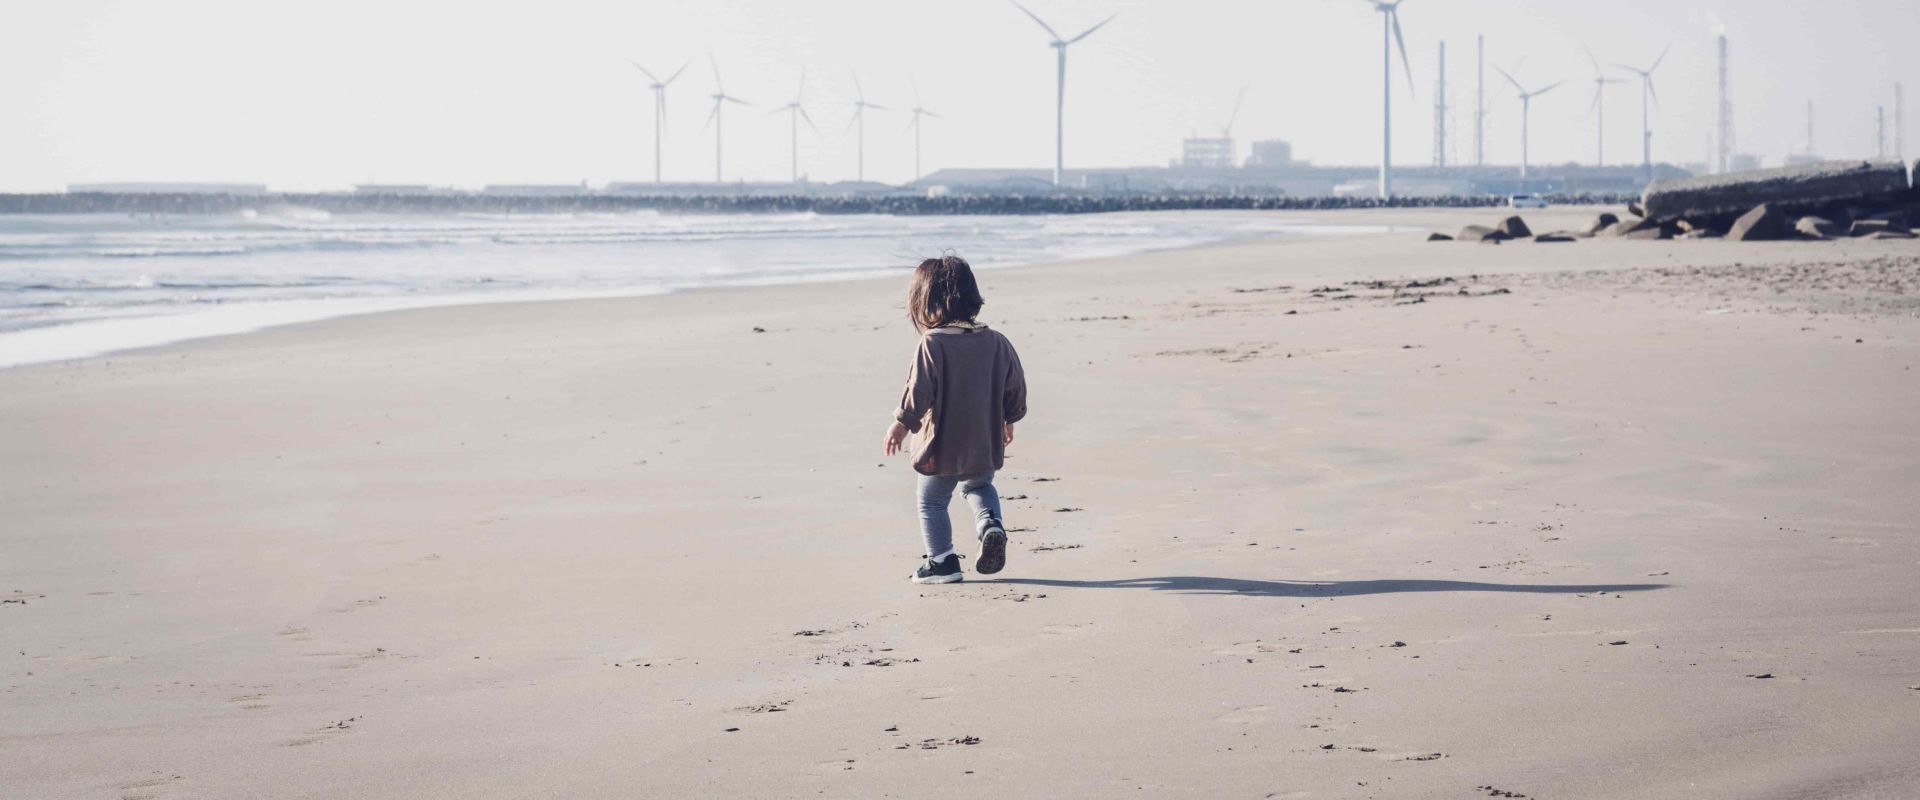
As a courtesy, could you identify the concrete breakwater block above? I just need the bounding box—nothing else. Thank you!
[1641,160,1910,223]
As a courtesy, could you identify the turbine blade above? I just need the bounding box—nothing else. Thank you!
[1390,9,1414,96]
[1586,47,1600,76]
[708,51,723,93]
[665,60,690,85]
[800,107,819,132]
[924,109,943,119]
[866,102,892,112]
[1066,14,1116,45]
[1533,79,1566,97]
[1493,64,1524,94]
[702,103,718,133]
[1647,79,1660,111]
[1649,43,1671,74]
[725,95,753,107]
[1011,1,1061,40]
[628,60,661,83]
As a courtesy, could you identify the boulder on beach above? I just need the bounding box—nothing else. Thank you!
[1795,216,1841,239]
[1584,213,1621,236]
[1534,233,1577,243]
[1496,216,1534,239]
[1678,229,1724,240]
[1457,225,1510,243]
[1426,232,1454,241]
[1641,160,1911,223]
[1849,218,1910,236]
[1727,204,1789,241]
[1602,216,1664,239]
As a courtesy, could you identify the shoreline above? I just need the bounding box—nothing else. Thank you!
[4,206,1917,798]
[0,208,1414,370]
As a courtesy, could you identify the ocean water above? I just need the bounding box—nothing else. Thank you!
[0,208,1386,367]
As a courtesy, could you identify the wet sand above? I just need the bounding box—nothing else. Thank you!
[3,207,1918,798]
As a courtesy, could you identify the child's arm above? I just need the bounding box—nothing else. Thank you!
[884,339,939,456]
[1003,338,1027,428]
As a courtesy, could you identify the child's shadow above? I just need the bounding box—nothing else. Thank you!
[987,575,1669,597]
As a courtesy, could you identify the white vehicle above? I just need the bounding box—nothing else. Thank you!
[1507,193,1550,209]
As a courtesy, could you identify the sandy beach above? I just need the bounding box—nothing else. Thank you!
[4,207,1918,798]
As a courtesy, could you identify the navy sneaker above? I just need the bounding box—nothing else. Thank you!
[975,518,1008,575]
[911,553,964,584]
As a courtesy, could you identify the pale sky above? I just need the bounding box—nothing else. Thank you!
[4,0,1916,191]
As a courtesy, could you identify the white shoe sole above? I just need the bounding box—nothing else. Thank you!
[911,571,964,585]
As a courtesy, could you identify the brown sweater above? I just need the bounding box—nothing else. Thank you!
[894,324,1027,476]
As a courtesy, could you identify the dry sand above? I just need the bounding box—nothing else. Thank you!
[3,207,1918,798]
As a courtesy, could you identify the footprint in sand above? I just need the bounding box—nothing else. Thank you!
[332,597,386,613]
[118,773,185,800]
[1217,705,1271,725]
[229,693,271,711]
[281,717,360,747]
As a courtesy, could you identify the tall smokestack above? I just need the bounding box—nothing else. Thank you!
[1878,105,1887,159]
[1715,34,1734,173]
[1897,83,1906,161]
[1475,35,1485,168]
[1434,41,1447,167]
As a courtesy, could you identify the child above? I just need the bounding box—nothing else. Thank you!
[883,255,1027,584]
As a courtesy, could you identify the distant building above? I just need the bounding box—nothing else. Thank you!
[354,184,450,196]
[1179,137,1236,169]
[482,183,589,196]
[1245,140,1295,168]
[67,182,268,195]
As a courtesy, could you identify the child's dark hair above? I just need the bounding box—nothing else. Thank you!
[907,255,984,332]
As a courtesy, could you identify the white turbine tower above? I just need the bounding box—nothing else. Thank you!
[849,72,890,183]
[1493,64,1563,180]
[1615,46,1668,185]
[626,59,689,182]
[1586,50,1628,166]
[702,54,751,183]
[771,70,818,183]
[1364,0,1416,198]
[1012,2,1116,188]
[906,82,942,182]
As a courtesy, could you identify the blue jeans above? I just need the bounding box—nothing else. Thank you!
[917,471,1002,559]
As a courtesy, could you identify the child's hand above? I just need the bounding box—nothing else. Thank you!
[1004,422,1015,447]
[883,421,909,456]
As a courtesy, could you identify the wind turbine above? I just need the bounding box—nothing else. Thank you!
[626,59,689,182]
[1363,0,1416,198]
[1615,45,1669,184]
[848,72,890,183]
[771,70,818,183]
[905,81,942,182]
[703,54,751,183]
[1585,50,1628,166]
[1012,2,1116,187]
[1493,63,1563,180]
